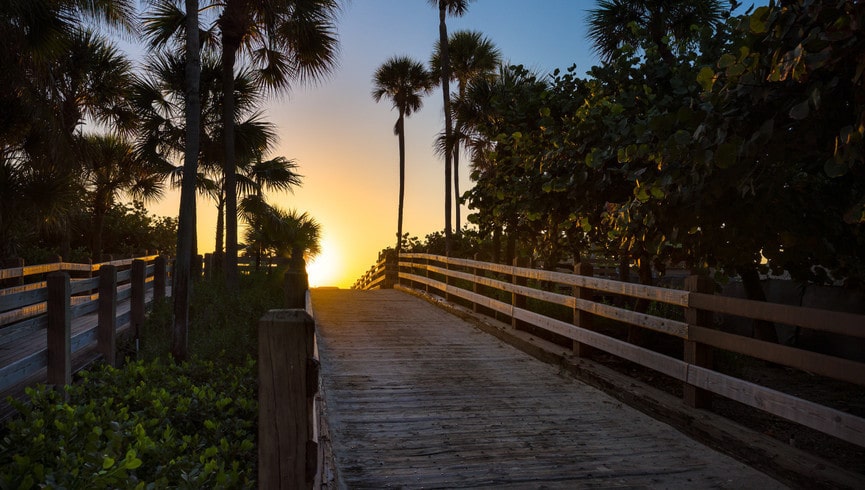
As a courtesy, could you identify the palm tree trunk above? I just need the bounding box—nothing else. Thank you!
[453,140,461,237]
[438,4,453,256]
[215,193,224,254]
[173,0,201,362]
[221,34,240,291]
[397,115,406,254]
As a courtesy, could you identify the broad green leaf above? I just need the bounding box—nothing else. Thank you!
[750,6,770,33]
[805,47,832,71]
[715,142,738,168]
[718,54,736,68]
[726,63,746,77]
[103,457,115,470]
[789,100,809,120]
[673,130,691,146]
[824,157,848,178]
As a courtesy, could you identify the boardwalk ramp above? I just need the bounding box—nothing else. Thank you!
[311,288,783,488]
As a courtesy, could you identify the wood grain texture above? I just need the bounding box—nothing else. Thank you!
[311,289,783,489]
[258,309,316,489]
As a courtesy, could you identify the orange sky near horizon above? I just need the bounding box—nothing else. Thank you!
[142,0,601,288]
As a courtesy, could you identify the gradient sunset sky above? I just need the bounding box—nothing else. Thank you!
[140,0,600,287]
[137,0,752,288]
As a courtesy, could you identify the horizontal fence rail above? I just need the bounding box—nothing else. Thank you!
[354,252,865,449]
[0,255,171,394]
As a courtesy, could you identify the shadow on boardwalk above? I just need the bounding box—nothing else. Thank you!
[312,288,785,489]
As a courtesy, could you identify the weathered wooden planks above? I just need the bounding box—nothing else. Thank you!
[311,289,784,489]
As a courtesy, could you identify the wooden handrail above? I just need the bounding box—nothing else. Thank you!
[355,252,865,449]
[0,255,171,393]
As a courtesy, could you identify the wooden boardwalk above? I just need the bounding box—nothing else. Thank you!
[311,289,785,489]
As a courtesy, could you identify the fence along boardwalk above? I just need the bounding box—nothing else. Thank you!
[311,288,783,488]
[0,256,169,414]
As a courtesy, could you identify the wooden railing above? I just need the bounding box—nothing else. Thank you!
[258,265,329,489]
[352,252,397,290]
[0,255,170,393]
[355,252,865,449]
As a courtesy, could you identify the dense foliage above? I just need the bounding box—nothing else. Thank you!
[14,202,177,265]
[139,271,284,363]
[0,359,257,488]
[1,271,282,487]
[456,0,864,291]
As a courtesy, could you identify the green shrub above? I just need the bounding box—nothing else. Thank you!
[138,270,283,364]
[0,358,257,489]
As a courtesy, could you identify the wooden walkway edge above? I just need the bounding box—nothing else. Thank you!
[311,289,785,489]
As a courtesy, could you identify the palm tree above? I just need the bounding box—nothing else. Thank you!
[455,64,547,263]
[131,50,282,264]
[217,0,340,290]
[372,56,433,254]
[427,0,473,255]
[240,197,321,270]
[172,0,202,361]
[587,0,724,64]
[431,30,500,235]
[217,152,302,256]
[78,133,167,260]
[0,9,137,259]
[210,112,280,256]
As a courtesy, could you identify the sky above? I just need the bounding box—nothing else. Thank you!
[138,0,603,288]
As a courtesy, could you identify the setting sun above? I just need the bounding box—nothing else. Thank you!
[306,236,343,288]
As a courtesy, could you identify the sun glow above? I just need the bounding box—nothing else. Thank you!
[306,236,344,288]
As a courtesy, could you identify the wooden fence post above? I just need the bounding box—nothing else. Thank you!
[573,262,597,358]
[473,254,482,314]
[98,265,118,367]
[204,253,213,280]
[424,255,431,294]
[131,259,146,341]
[154,256,167,301]
[193,254,203,278]
[285,266,309,309]
[47,272,71,390]
[383,252,397,289]
[512,257,529,330]
[258,309,318,489]
[684,275,714,408]
[444,255,452,302]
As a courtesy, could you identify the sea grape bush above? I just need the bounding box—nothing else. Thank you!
[0,358,257,488]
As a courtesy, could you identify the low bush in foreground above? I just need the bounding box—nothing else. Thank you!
[0,357,257,489]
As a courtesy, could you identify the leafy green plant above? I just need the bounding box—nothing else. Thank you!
[1,269,282,488]
[138,270,282,364]
[0,358,257,489]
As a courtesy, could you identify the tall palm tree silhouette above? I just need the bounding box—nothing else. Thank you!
[372,56,433,254]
